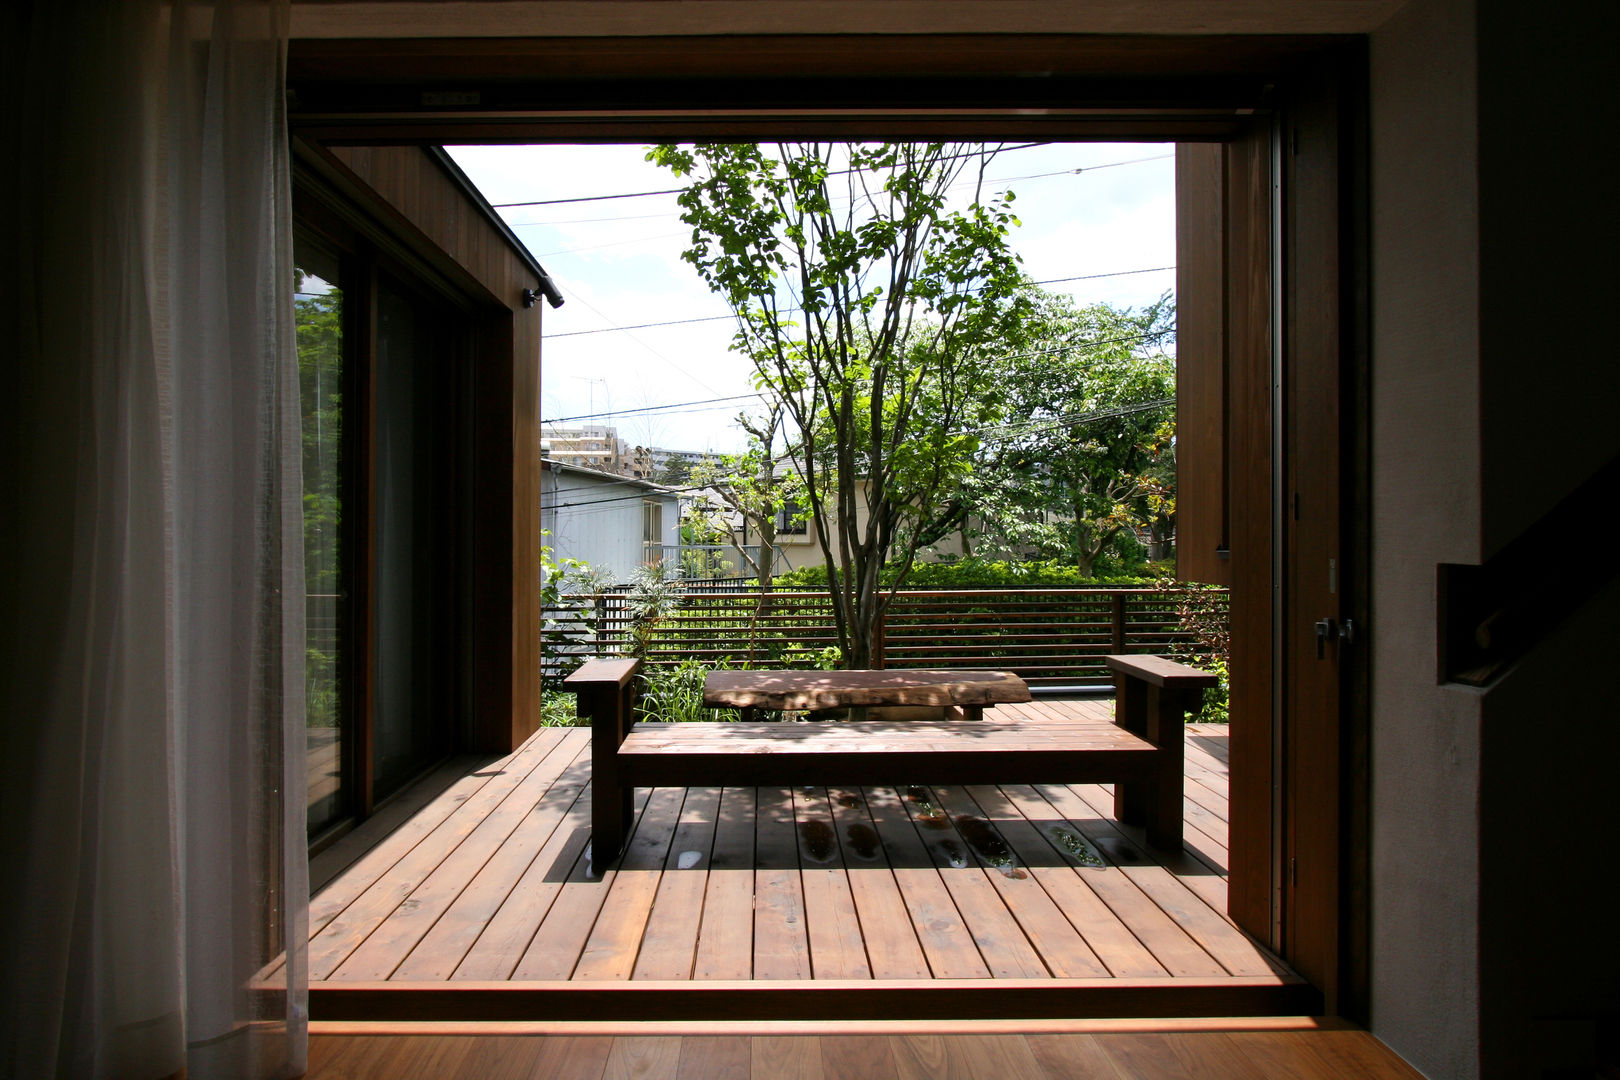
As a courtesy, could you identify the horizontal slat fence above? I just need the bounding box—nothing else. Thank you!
[543,587,1227,689]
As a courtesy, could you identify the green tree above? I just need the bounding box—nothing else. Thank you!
[649,142,1026,667]
[294,274,344,726]
[684,401,798,593]
[950,290,1177,576]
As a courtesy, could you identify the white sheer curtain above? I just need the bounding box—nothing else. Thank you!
[1,1,307,1077]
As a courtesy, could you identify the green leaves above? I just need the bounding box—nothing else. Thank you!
[648,141,1030,666]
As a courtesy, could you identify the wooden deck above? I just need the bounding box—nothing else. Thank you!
[306,699,1303,1020]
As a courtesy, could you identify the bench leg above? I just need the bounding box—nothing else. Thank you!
[1143,684,1187,851]
[589,681,636,862]
[1113,672,1151,827]
[1114,676,1186,850]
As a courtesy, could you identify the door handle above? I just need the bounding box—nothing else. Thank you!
[1314,617,1336,659]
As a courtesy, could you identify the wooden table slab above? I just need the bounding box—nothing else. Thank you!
[703,669,1032,721]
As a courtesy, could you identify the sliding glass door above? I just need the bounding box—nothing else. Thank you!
[372,274,457,796]
[295,243,349,837]
[294,222,466,843]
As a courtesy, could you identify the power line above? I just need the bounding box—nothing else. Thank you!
[548,393,763,425]
[505,149,1166,233]
[544,266,1176,339]
[546,325,1173,424]
[491,141,1050,210]
[545,325,1172,425]
[541,266,728,397]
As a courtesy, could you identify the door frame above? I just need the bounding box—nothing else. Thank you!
[285,31,1371,1019]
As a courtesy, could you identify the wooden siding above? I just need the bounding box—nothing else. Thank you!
[1175,141,1232,588]
[326,145,545,754]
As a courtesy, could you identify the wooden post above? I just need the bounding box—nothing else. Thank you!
[874,604,887,670]
[565,657,642,861]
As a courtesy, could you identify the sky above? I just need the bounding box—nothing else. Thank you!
[447,142,1176,455]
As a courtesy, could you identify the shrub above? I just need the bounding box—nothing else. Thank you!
[540,538,607,690]
[637,658,739,723]
[539,690,584,727]
[772,556,1159,591]
[1174,583,1231,723]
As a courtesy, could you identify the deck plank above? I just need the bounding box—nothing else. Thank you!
[332,734,587,980]
[307,732,557,943]
[753,786,812,980]
[306,713,1274,1001]
[826,787,936,980]
[857,786,991,980]
[1026,782,1227,977]
[976,784,1170,979]
[392,739,592,979]
[310,729,569,980]
[694,786,757,980]
[633,785,724,980]
[892,785,1050,978]
[926,784,1110,979]
[1059,781,1232,918]
[794,787,874,980]
[508,787,654,980]
[449,780,596,980]
[574,785,688,979]
[821,787,930,979]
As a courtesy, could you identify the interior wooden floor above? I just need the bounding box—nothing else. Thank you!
[303,1026,1423,1079]
[306,700,1306,1020]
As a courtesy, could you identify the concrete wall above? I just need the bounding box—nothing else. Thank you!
[1369,0,1484,1072]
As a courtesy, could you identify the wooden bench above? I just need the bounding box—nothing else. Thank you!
[566,655,1217,860]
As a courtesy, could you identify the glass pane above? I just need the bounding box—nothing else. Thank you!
[295,257,346,835]
[372,276,453,797]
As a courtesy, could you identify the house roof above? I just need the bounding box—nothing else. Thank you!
[427,146,563,308]
[540,457,680,495]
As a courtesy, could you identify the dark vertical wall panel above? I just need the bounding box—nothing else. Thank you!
[1224,125,1276,945]
[1474,5,1620,1076]
[1175,143,1232,588]
[1282,68,1346,1011]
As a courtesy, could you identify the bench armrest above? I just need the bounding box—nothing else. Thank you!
[1104,654,1219,690]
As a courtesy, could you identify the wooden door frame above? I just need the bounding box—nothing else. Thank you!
[285,32,1371,1019]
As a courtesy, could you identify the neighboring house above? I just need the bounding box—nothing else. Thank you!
[541,458,680,583]
[740,478,999,574]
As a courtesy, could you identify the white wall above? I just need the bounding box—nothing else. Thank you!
[543,469,677,584]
